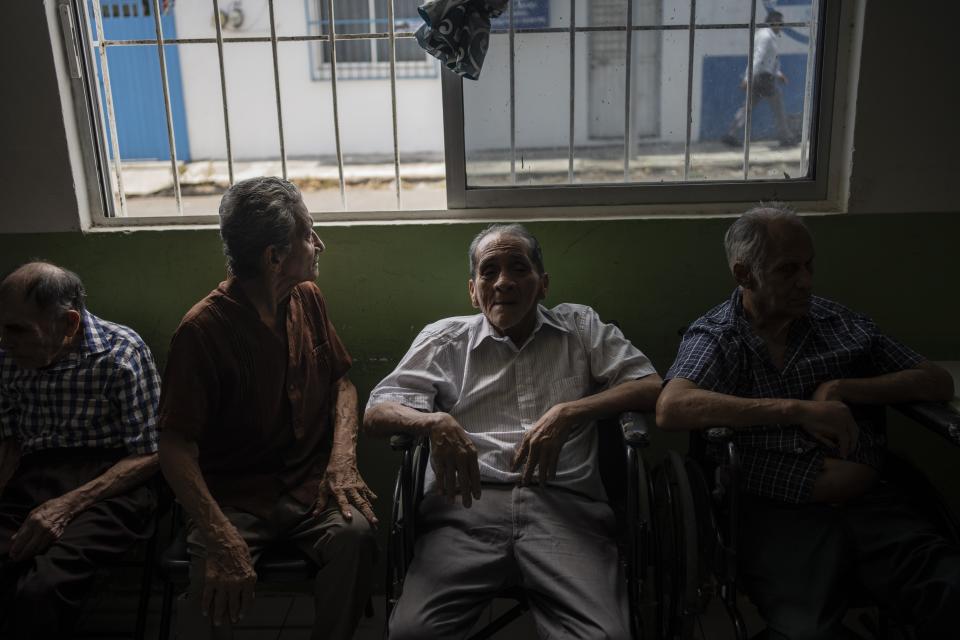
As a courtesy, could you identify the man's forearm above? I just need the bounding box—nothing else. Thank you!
[329,376,360,462]
[363,401,445,438]
[827,362,954,405]
[61,451,158,512]
[159,430,237,547]
[657,378,810,431]
[560,375,662,424]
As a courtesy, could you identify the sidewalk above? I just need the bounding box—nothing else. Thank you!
[117,140,805,197]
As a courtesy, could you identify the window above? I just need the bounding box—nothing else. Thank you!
[309,0,437,80]
[57,0,840,225]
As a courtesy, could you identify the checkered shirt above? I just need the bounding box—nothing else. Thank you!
[0,311,160,456]
[665,289,924,503]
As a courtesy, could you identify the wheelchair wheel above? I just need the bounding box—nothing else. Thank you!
[653,451,711,639]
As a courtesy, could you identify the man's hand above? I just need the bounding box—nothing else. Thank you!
[202,529,257,627]
[777,71,788,85]
[801,400,859,458]
[314,458,378,526]
[9,494,81,561]
[430,414,481,507]
[513,404,578,485]
[812,379,844,403]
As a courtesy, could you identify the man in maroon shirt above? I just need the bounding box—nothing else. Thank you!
[158,177,376,639]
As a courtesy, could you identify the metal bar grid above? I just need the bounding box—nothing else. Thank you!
[97,22,810,47]
[267,0,288,179]
[623,0,634,182]
[83,0,820,221]
[150,0,183,214]
[508,0,516,184]
[325,0,347,208]
[211,0,235,184]
[89,0,127,217]
[742,0,759,180]
[386,0,402,208]
[567,0,575,183]
[682,0,697,180]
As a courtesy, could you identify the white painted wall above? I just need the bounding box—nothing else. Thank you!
[174,0,443,161]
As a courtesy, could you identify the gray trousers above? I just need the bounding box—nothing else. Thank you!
[739,482,960,640]
[181,494,376,640]
[389,485,630,640]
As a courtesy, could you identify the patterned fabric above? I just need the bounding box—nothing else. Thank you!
[415,0,506,80]
[0,311,160,456]
[665,289,924,503]
[367,303,657,501]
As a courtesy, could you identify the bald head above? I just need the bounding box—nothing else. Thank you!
[0,261,86,318]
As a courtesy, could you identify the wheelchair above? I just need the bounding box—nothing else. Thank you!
[384,411,660,640]
[653,401,960,640]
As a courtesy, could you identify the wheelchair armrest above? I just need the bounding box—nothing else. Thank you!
[705,426,735,444]
[390,433,417,451]
[892,401,960,447]
[619,411,651,448]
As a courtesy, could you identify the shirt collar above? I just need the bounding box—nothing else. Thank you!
[78,310,109,356]
[469,304,569,352]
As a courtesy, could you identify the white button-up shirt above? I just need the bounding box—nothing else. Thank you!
[367,303,657,501]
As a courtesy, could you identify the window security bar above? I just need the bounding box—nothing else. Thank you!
[85,0,817,219]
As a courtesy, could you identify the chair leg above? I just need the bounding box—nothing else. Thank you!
[134,531,158,640]
[159,581,176,640]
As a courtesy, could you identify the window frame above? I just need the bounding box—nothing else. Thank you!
[442,1,842,210]
[57,0,848,228]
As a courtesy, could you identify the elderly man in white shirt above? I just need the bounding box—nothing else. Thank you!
[364,223,661,640]
[723,9,797,147]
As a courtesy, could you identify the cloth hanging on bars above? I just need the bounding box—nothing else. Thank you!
[415,0,508,80]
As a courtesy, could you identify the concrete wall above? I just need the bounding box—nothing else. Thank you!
[1,0,959,554]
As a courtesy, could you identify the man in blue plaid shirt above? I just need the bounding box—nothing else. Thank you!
[0,262,160,639]
[657,205,960,638]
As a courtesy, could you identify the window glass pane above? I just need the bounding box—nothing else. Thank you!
[464,33,512,187]
[574,29,626,184]
[516,33,570,185]
[635,0,690,27]
[629,29,689,183]
[695,0,752,25]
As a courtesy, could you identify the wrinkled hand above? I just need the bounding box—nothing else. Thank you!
[315,458,378,526]
[802,400,859,458]
[202,531,257,626]
[430,414,481,507]
[513,404,577,485]
[812,379,844,403]
[9,494,80,561]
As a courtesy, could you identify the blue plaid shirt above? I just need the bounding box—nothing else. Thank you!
[0,311,160,456]
[665,289,924,503]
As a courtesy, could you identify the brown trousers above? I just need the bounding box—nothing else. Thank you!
[0,448,156,639]
[180,494,377,640]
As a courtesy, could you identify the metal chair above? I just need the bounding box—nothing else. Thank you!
[654,401,960,640]
[385,411,659,640]
[157,501,351,640]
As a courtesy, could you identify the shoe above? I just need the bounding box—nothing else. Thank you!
[721,134,740,147]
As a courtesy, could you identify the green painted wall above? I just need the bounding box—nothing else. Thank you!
[1,212,958,533]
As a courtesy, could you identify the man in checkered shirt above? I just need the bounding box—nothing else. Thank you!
[657,204,960,638]
[0,262,160,638]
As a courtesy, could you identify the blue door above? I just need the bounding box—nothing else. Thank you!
[92,1,190,161]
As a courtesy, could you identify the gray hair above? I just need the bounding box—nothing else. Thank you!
[219,177,306,279]
[0,261,87,317]
[723,203,808,279]
[468,223,545,277]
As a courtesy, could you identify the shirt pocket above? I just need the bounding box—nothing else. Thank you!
[543,374,589,408]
